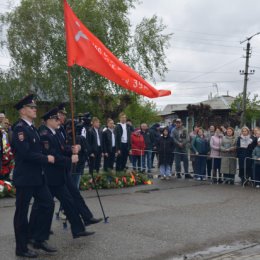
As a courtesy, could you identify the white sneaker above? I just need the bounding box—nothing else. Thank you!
[256,185,260,189]
[196,177,201,181]
[166,176,170,180]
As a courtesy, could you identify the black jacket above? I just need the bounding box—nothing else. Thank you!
[88,127,103,155]
[102,128,115,154]
[114,123,131,151]
[157,135,174,166]
[40,126,71,186]
[67,134,89,174]
[11,119,48,186]
[141,130,154,150]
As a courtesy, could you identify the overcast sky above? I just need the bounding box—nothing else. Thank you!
[1,0,260,110]
[129,0,260,109]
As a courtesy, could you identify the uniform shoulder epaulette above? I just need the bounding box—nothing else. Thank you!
[13,121,25,131]
[40,130,48,136]
[16,121,24,127]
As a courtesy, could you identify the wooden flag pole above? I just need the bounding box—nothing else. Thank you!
[67,67,76,146]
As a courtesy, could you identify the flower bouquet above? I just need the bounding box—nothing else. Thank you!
[80,169,153,190]
[0,180,16,198]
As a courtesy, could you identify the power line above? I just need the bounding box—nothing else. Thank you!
[168,69,238,74]
[174,57,242,85]
[173,38,242,49]
[171,34,240,44]
[172,46,241,56]
[168,27,242,39]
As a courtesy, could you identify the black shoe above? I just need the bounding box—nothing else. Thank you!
[16,249,39,258]
[73,231,95,238]
[85,217,102,226]
[185,174,193,179]
[176,173,182,179]
[33,241,57,253]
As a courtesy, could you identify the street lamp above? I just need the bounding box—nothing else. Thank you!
[239,32,260,127]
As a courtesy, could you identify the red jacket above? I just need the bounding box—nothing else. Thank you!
[131,131,146,156]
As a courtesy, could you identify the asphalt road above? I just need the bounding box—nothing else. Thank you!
[1,179,260,260]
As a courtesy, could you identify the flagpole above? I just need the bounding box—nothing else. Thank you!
[67,67,76,146]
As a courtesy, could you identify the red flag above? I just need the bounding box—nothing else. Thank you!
[64,0,171,98]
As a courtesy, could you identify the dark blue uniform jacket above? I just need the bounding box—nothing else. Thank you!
[11,119,48,186]
[40,126,71,186]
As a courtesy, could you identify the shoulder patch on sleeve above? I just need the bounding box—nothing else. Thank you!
[18,132,25,141]
[42,141,50,150]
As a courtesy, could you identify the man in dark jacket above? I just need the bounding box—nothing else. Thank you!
[39,108,93,238]
[56,108,101,226]
[140,123,154,173]
[114,112,132,171]
[102,118,116,171]
[66,120,89,189]
[149,123,161,168]
[88,117,103,174]
[12,94,56,258]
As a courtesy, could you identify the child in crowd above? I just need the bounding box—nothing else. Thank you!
[157,127,174,180]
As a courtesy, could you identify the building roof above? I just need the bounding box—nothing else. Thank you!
[160,95,235,116]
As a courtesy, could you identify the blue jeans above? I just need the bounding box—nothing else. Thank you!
[160,164,171,177]
[71,173,81,190]
[195,155,207,178]
[142,150,152,172]
[132,155,142,171]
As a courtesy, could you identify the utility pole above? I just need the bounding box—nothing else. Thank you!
[239,32,260,127]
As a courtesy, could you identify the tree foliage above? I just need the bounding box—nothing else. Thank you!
[187,103,212,128]
[0,0,171,123]
[231,92,260,125]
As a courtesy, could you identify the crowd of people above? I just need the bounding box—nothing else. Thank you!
[1,93,260,257]
[156,119,260,186]
[1,108,260,188]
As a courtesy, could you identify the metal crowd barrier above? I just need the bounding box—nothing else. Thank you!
[80,148,258,189]
[243,157,260,187]
[129,149,241,184]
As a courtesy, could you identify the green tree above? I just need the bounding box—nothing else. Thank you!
[231,92,260,126]
[0,0,171,121]
[187,103,212,129]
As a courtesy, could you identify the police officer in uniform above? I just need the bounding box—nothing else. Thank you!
[40,108,94,238]
[12,94,56,258]
[57,104,102,226]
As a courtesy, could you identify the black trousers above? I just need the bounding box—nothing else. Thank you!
[116,143,129,171]
[14,185,54,252]
[65,172,93,223]
[49,185,85,236]
[104,147,116,171]
[89,147,102,174]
